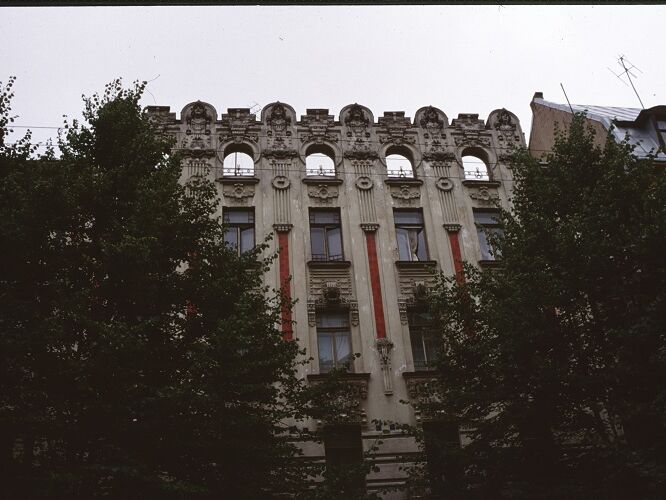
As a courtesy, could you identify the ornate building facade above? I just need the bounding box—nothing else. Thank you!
[146,101,525,497]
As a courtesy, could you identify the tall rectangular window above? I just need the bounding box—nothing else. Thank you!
[473,209,503,261]
[394,209,428,261]
[310,209,343,262]
[408,311,437,370]
[223,208,255,255]
[317,311,352,373]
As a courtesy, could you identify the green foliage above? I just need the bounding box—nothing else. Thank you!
[0,77,349,498]
[422,114,666,498]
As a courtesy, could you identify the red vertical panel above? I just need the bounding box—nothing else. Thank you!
[447,231,465,284]
[365,231,387,339]
[278,231,293,340]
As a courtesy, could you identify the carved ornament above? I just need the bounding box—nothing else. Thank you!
[436,177,454,192]
[272,175,291,190]
[469,186,500,204]
[308,184,339,203]
[391,184,420,203]
[355,176,373,191]
[223,183,255,201]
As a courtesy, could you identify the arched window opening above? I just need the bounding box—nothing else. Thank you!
[305,145,336,176]
[223,148,254,177]
[385,146,415,178]
[462,155,489,181]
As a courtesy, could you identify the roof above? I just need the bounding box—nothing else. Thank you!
[533,96,664,160]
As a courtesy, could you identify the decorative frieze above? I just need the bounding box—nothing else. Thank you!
[308,184,339,203]
[376,337,395,395]
[468,185,500,204]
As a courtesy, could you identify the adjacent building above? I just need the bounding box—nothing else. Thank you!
[529,92,666,162]
[146,101,525,497]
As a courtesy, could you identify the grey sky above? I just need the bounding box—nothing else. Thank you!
[2,5,664,151]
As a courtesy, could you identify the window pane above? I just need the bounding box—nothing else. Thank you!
[240,227,254,253]
[224,228,238,249]
[462,155,489,181]
[396,228,412,261]
[225,209,253,224]
[335,333,352,368]
[311,210,340,224]
[306,153,335,176]
[473,210,501,225]
[223,151,254,176]
[394,210,423,225]
[327,227,343,260]
[411,332,427,370]
[477,228,493,260]
[416,228,428,261]
[311,227,326,260]
[318,333,334,372]
[317,312,349,328]
[386,154,414,178]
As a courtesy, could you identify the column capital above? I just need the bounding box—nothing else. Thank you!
[360,223,380,233]
[443,223,461,233]
[273,223,293,233]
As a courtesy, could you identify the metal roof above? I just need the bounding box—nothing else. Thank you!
[534,97,664,160]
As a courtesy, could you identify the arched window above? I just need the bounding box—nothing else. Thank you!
[222,145,255,176]
[462,153,489,181]
[305,144,336,176]
[385,146,415,178]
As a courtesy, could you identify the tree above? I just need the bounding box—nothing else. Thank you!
[0,78,316,498]
[421,114,666,499]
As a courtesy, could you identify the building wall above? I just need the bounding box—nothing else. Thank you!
[146,102,525,496]
[529,100,608,159]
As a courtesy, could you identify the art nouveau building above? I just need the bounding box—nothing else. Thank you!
[146,101,525,497]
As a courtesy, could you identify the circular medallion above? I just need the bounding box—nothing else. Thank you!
[271,175,290,190]
[436,177,453,192]
[355,176,373,191]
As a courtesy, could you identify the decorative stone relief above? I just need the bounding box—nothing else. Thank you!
[435,177,454,192]
[300,108,337,144]
[223,183,255,201]
[344,104,376,160]
[419,106,444,133]
[390,184,420,204]
[423,150,455,163]
[360,223,379,233]
[398,298,408,324]
[308,184,339,203]
[265,103,297,158]
[453,131,491,147]
[218,108,259,144]
[182,101,215,153]
[271,175,291,190]
[469,186,500,204]
[377,111,416,146]
[308,268,358,325]
[403,373,440,422]
[355,176,373,191]
[376,338,395,395]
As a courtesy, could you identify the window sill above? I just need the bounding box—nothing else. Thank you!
[308,260,352,269]
[384,178,423,187]
[302,177,343,186]
[395,260,438,270]
[462,179,501,188]
[217,176,260,185]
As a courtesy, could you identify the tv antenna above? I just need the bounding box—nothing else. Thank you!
[607,55,645,109]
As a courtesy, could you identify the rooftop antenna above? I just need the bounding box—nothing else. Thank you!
[608,55,645,109]
[560,83,574,114]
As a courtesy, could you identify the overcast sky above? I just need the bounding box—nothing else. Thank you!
[2,5,664,152]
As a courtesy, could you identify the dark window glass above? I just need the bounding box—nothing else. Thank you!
[317,312,352,373]
[473,209,503,261]
[223,208,255,255]
[310,209,344,261]
[394,210,428,261]
[408,311,437,370]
